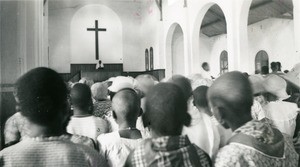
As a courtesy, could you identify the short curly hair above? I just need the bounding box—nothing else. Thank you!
[14,67,68,127]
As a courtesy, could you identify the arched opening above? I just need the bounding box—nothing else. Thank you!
[145,49,149,71]
[248,0,294,72]
[166,23,185,76]
[150,47,154,70]
[194,3,227,76]
[220,50,228,75]
[255,50,269,74]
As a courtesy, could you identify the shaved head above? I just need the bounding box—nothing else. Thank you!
[144,83,191,136]
[112,89,141,124]
[207,71,253,129]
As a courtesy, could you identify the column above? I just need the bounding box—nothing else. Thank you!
[226,0,251,73]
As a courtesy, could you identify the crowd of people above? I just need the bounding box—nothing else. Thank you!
[1,61,300,166]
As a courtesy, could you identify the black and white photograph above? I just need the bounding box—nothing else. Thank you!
[0,0,300,166]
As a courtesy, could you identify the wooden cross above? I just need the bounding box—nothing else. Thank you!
[87,20,107,60]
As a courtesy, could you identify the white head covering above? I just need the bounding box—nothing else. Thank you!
[108,76,134,93]
[281,63,300,89]
[263,74,289,99]
[248,75,264,95]
[90,82,108,100]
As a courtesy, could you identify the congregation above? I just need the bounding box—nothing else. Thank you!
[1,61,300,166]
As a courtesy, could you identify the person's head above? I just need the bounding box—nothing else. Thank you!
[207,71,253,131]
[91,82,108,101]
[14,67,69,130]
[70,83,93,115]
[193,86,212,116]
[112,88,141,126]
[261,66,269,75]
[277,62,282,71]
[262,74,288,101]
[135,74,156,97]
[202,62,210,71]
[167,75,192,100]
[271,62,278,72]
[143,83,191,137]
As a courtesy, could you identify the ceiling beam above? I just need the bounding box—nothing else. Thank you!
[250,0,273,10]
[201,19,222,28]
[209,9,226,22]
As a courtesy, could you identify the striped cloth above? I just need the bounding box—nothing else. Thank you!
[0,135,107,167]
[125,135,212,167]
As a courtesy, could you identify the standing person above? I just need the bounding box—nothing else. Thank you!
[201,62,214,79]
[208,71,298,167]
[67,83,110,141]
[0,67,107,166]
[271,62,278,74]
[125,83,212,167]
[262,74,299,137]
[98,89,143,167]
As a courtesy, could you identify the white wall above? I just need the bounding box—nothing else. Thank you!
[172,25,185,75]
[71,5,123,64]
[208,18,297,75]
[0,0,45,84]
[49,2,145,73]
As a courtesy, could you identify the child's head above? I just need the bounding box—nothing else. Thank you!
[167,75,192,100]
[208,71,253,130]
[192,86,211,116]
[112,88,141,126]
[144,83,191,137]
[70,83,93,115]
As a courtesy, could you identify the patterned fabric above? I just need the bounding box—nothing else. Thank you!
[67,115,110,140]
[98,131,143,167]
[251,99,265,120]
[4,112,28,145]
[93,100,112,119]
[0,135,107,167]
[126,135,212,167]
[215,120,299,167]
[68,133,97,150]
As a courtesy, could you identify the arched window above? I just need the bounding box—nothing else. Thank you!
[255,50,269,74]
[145,49,149,71]
[150,47,154,70]
[220,50,228,74]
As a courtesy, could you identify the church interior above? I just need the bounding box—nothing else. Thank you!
[1,0,300,165]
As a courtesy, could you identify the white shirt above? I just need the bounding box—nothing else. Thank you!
[201,70,212,79]
[251,99,266,120]
[263,101,299,136]
[182,100,221,158]
[97,131,143,167]
[67,115,109,140]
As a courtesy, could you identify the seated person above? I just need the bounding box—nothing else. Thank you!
[262,74,299,137]
[97,88,143,167]
[183,86,230,159]
[91,82,112,119]
[67,83,109,141]
[125,83,212,167]
[107,76,135,131]
[134,74,157,138]
[0,67,107,166]
[208,71,298,167]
